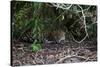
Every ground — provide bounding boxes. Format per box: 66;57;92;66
11;39;97;66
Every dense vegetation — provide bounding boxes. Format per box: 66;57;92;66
11;1;97;66
11;1;97;51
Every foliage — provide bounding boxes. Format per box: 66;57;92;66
11;1;44;52
52;3;97;43
11;1;97;46
11;1;34;39
11;1;44;42
31;40;42;52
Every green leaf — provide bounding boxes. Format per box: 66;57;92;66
31;42;42;52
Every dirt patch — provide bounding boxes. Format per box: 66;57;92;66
11;40;97;66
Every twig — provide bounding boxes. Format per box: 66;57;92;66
84;57;90;62
56;55;88;63
52;3;72;10
72;5;89;43
76;6;91;13
35;58;44;64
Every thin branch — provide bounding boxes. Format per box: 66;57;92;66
56;55;88;63
52;3;72;10
73;5;89;43
51;3;91;43
76;6;91;13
